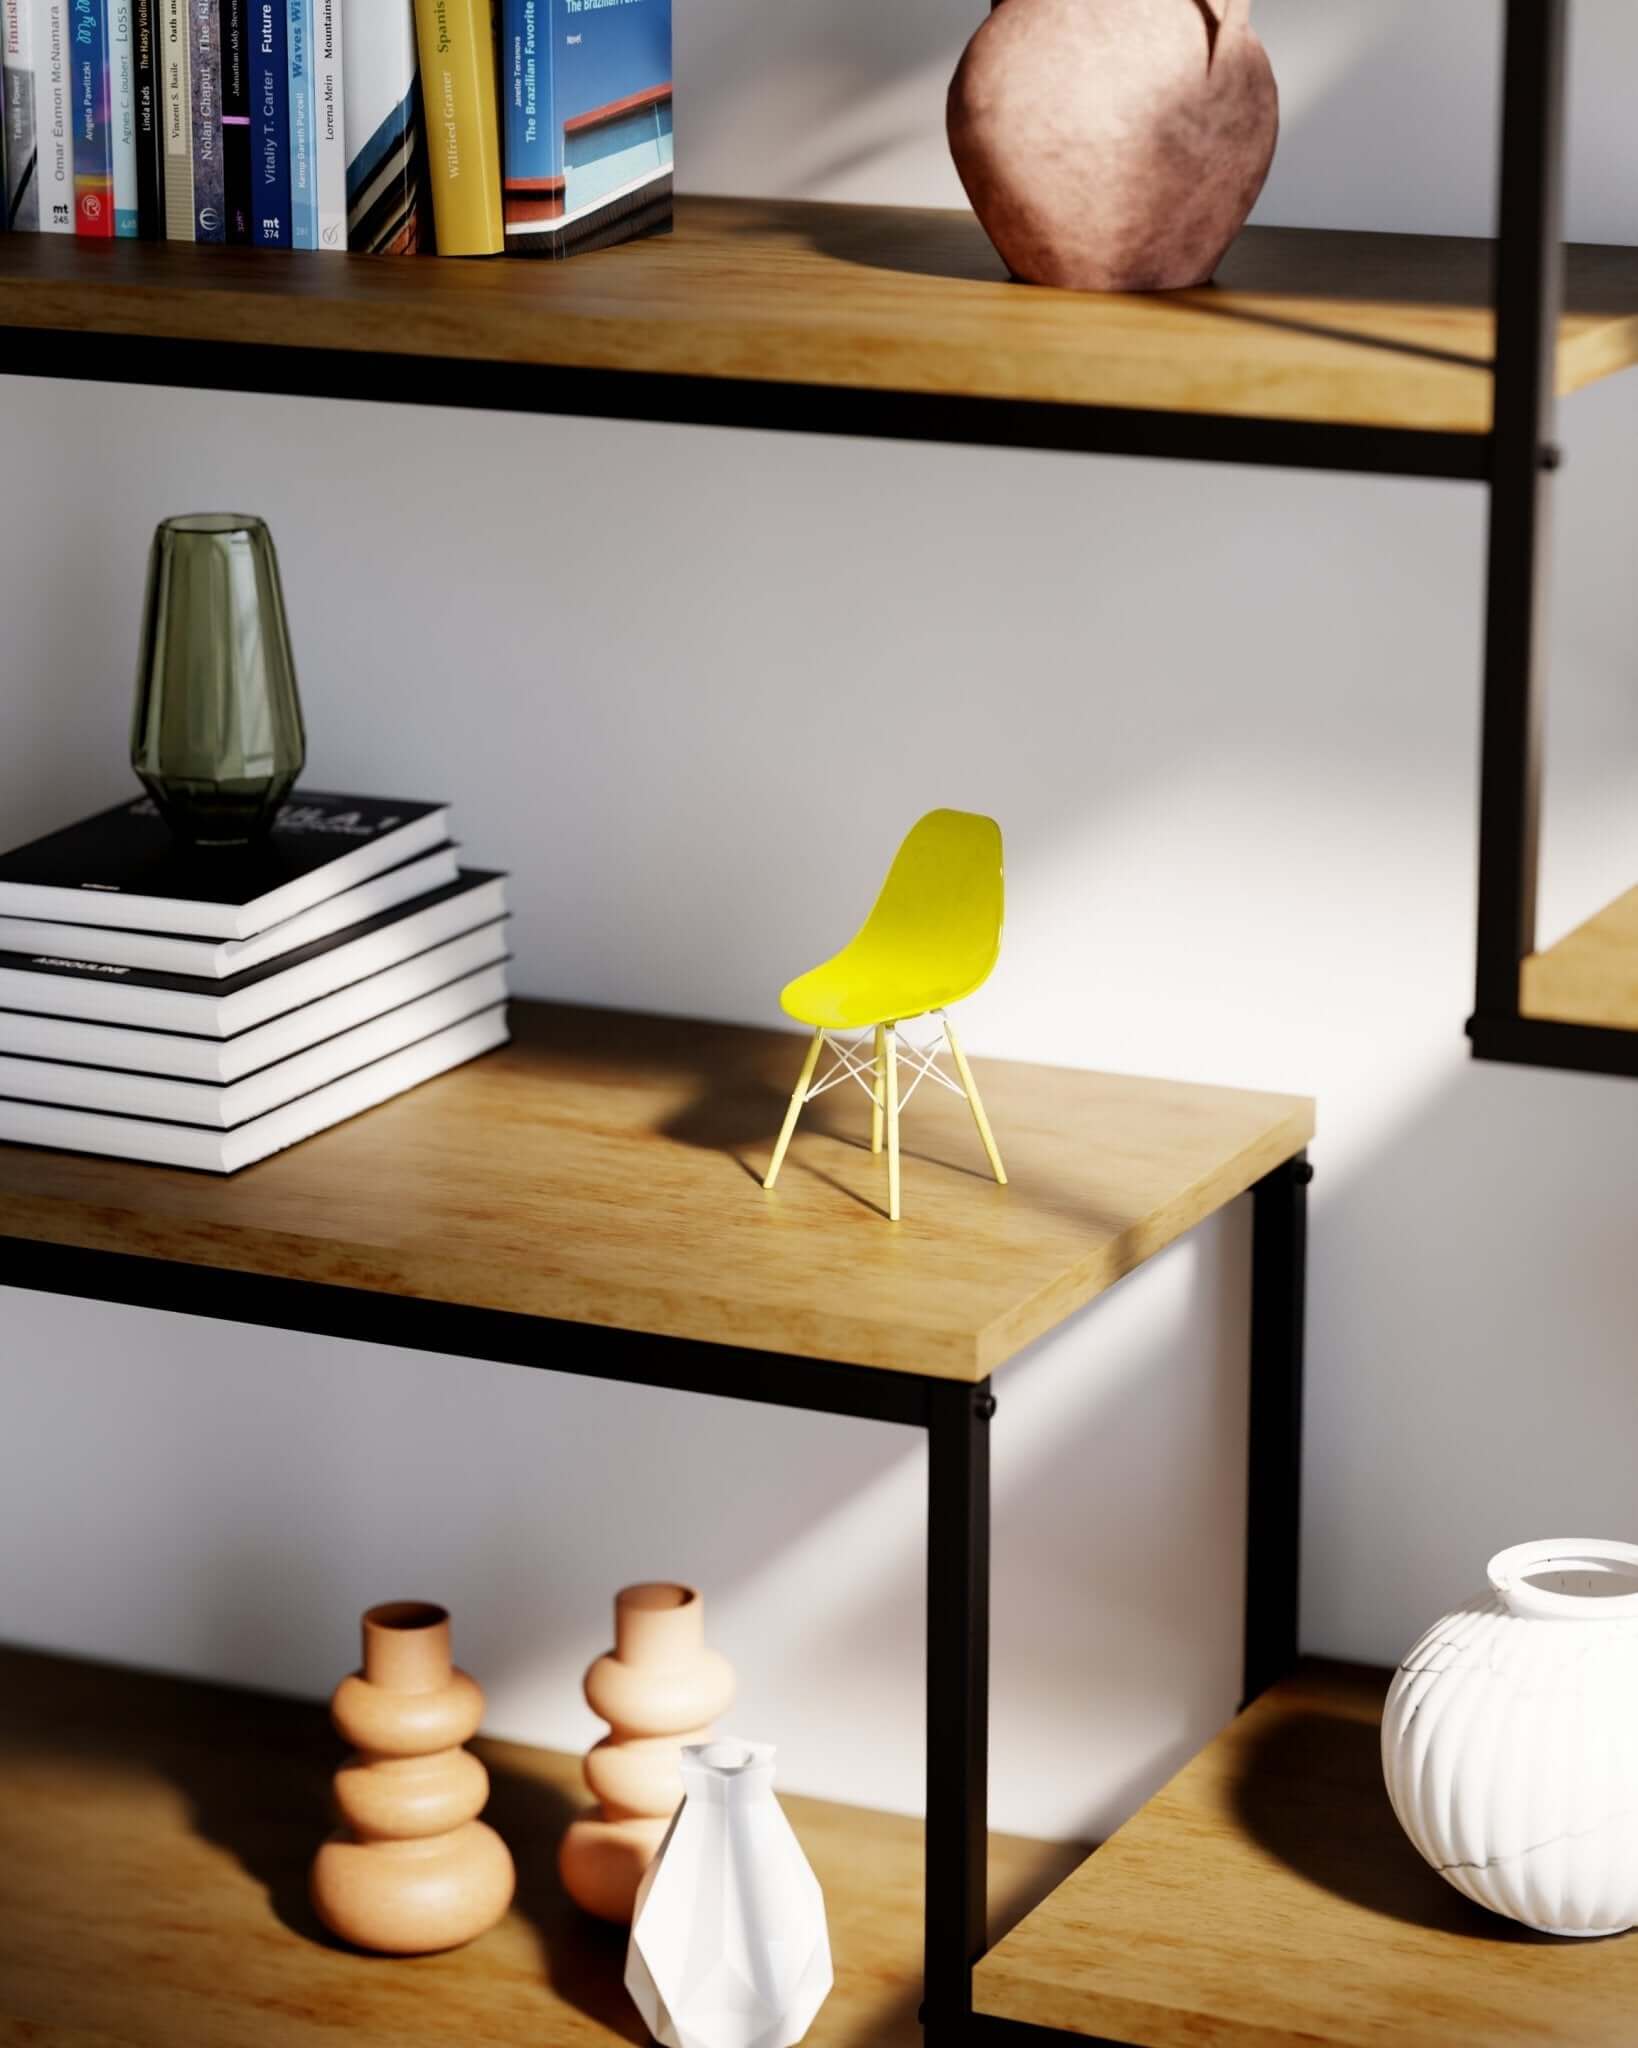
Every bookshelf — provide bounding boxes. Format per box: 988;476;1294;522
4;197;1638;475
0;997;1315;2043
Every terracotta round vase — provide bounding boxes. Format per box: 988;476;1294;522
947;0;1279;292
559;1584;736;1924
309;1602;515;1954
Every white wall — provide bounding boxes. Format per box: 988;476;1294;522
2;1;1636;1844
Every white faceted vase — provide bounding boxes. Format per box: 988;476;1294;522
625;1740;834;2048
1382;1538;1638;1936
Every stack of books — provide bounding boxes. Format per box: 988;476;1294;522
0;0;672;260
0;792;510;1172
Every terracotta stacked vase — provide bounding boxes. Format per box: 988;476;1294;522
559;1583;736;1924
948;0;1279;292
309;1601;516;1954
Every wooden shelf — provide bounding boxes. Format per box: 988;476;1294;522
5;199;1638;464
0;998;1312;1383
975;1662;1638;2047
0;1644;1080;2048
1520;885;1638;1033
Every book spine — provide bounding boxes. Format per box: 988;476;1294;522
107;0;135;229
29;0;73;228
217;0;248;238
158;0;191;236
131;0;161;233
70;0;113;236
249;0;286;244
186;0;220;235
284;0;313;246
412;0;500;256
341;0;421;253
2;0;38;228
310;0;341;247
499;0;553;251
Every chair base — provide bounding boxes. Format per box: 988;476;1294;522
762;1014;1007;1222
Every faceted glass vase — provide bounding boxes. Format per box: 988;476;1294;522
131;513;306;846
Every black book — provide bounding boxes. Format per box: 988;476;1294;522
219;0;253;242
0;792;452;940
133;0;165;237
0;870;506;1037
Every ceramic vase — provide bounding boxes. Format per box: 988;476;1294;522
309;1601;515;1953
1382;1539;1638;1936
947;0;1279;292
626;1741;834;2048
559;1583;737;1924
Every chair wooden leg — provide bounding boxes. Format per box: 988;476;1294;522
764;1029;825;1191
944;1018;1007;1186
885;1025;901;1221
872;1023;886;1154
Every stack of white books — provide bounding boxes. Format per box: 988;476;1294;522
0;793;510;1173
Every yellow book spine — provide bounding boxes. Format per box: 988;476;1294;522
413;0;504;255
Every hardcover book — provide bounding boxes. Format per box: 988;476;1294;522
501;0;670;259
285;0;314;246
158;0;191;236
4;0;38;227
0;962;508;1126
0;842;459;977
342;0;421;251
0;792;452;938
71;0;114;236
29;0;73;229
249;0;288;244
0;870;506;1035
0;920;509;1081
412;0;501;256
310;0;341;244
186;0;222;236
131;0;161;232
0;1003;510;1172
217;0;249;237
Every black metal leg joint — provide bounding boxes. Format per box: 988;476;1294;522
923;1375;993;2042
1242;1152;1310;1709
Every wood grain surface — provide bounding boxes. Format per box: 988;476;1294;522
1;199;1636;432
0;1647;1080;2048
976;1661;1638;2046
1521;885;1638;1032
0;1000;1313;1381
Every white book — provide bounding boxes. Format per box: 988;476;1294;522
0;1004;510;1172
3;0;38;229
29;0;72;231
0;844;460;977
0;921;510;1081
109;0;138;234
312;0;345;248
0;962;507;1125
0;871;506;1036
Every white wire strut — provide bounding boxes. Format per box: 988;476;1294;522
802;1014;967;1115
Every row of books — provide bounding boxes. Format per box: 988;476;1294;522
0;0;673;258
0;792;511;1172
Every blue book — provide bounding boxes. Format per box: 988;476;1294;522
500;0;671;259
70;0;115;235
250;0;289;244
285;0;314;248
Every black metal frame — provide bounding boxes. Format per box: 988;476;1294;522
0;1151;1308;2045
1465;0;1590;1075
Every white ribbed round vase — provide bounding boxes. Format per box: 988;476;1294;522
1382;1538;1638;1936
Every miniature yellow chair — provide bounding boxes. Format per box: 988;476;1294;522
763;809;1007;1222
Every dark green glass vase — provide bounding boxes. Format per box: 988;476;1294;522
131;514;306;846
